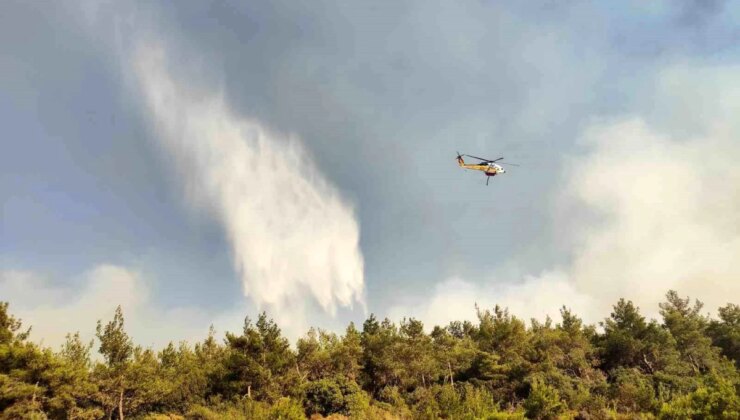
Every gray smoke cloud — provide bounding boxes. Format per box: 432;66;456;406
133;43;365;328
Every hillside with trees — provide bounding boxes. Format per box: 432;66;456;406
1;291;738;419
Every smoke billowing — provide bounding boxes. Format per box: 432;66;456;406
566;121;740;319
133;45;365;327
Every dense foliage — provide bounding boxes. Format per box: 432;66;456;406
1;291;738;419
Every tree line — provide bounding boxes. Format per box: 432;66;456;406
1;290;738;419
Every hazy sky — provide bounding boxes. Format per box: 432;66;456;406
3;1;740;348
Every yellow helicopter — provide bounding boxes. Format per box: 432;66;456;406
456;152;518;185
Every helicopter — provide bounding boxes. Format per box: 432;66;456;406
456;152;519;185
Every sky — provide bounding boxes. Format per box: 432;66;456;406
2;0;740;348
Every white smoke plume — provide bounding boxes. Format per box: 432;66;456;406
561;64;740;319
133;44;365;327
388;270;598;328
565;116;740;320
0;266;207;349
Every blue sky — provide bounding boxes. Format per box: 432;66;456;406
3;1;740;346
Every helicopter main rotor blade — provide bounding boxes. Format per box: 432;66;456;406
499;162;519;166
464;154;501;162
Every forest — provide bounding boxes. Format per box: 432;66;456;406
1;291;738;419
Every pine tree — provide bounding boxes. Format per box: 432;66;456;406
95;306;134;419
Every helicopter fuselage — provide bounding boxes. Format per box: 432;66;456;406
457;159;506;176
456;155;507;185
